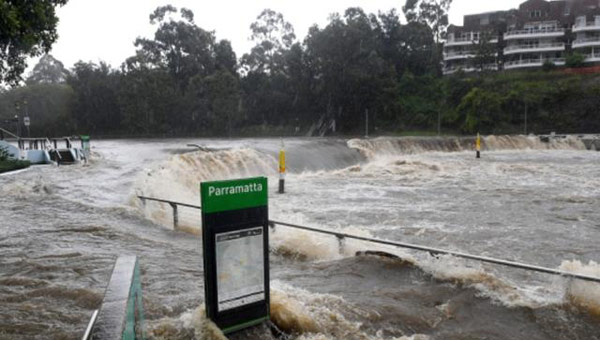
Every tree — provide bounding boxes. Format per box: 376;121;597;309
0;0;68;86
0;82;74;136
132;6;221;92
303;8;395;132
457;87;503;133
403;0;453;74
193;70;240;135
67;61;121;134
471;32;497;72
242;9;296;74
403;0;453;43
566;52;586;68
26;54;69;85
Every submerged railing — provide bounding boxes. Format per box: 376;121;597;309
137;196;600;284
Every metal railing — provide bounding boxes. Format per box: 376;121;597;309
443;51;475;58
572;37;600;47
81;310;98;340
573;19;600;31
504;42;565;52
446;37;474;44
137;196;600;284
0;127;19;139
504;27;565;38
504;58;565;68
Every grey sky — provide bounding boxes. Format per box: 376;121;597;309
36;0;526;72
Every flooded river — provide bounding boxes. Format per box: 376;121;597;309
1;136;599;340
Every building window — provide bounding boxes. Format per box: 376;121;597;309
530;10;542;18
564;7;570;16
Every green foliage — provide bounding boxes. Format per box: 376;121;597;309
26;54;69;85
242;9;296;74
542;59;556;72
0;0;68;86
471;32;497;72
403;0;452;42
0;146;9;161
2;4;599;138
0;159;30;173
0;82;74;136
458;87;503;133
566;53;586;68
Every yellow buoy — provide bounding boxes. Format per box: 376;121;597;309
476;133;481;158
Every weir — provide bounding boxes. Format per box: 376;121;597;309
137;196;600;284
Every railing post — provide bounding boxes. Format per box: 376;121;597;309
336;235;345;254
169;203;178;230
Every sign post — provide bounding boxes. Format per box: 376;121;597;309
201;177;270;334
23;116;30;137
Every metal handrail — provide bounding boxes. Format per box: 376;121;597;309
270;220;600;284
136;196;600;284
138;196;202;209
505;58;565;66
504;43;565;51
504;27;565;36
573;20;600;29
0;127;19;139
81;310;98;340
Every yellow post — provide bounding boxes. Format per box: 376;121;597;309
278;140;286;194
476;133;481;159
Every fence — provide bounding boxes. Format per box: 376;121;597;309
136;196;600;284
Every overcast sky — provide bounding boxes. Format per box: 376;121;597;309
34;0;525;72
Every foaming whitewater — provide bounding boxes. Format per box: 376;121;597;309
135;147;277;202
133;147;277;230
348;135;586;160
560;260;600;317
2;137;599;339
131;136;600;321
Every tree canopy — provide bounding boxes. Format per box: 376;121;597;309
0;0;68;86
1;4;598;138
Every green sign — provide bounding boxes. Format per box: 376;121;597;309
201;177;267;214
201;177;270;334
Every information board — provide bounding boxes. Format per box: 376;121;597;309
201;177;269;334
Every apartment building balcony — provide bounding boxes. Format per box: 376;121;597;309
572;37;600;49
583;49;600;63
445;38;498;47
504;58;565;70
443;51;475;61
584;54;600;63
503;28;565;40
572;21;600;33
444;66;475;75
443;64;497;75
504;42;565;55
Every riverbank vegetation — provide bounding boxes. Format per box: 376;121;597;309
0;147;30;173
0;3;599;137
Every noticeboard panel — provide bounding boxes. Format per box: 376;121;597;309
201;177;269;334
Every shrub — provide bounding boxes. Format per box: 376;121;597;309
566;53;586;68
0;146;10;161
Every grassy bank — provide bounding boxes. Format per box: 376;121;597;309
0;160;31;174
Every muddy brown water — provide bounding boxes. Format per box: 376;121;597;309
0;136;599;340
